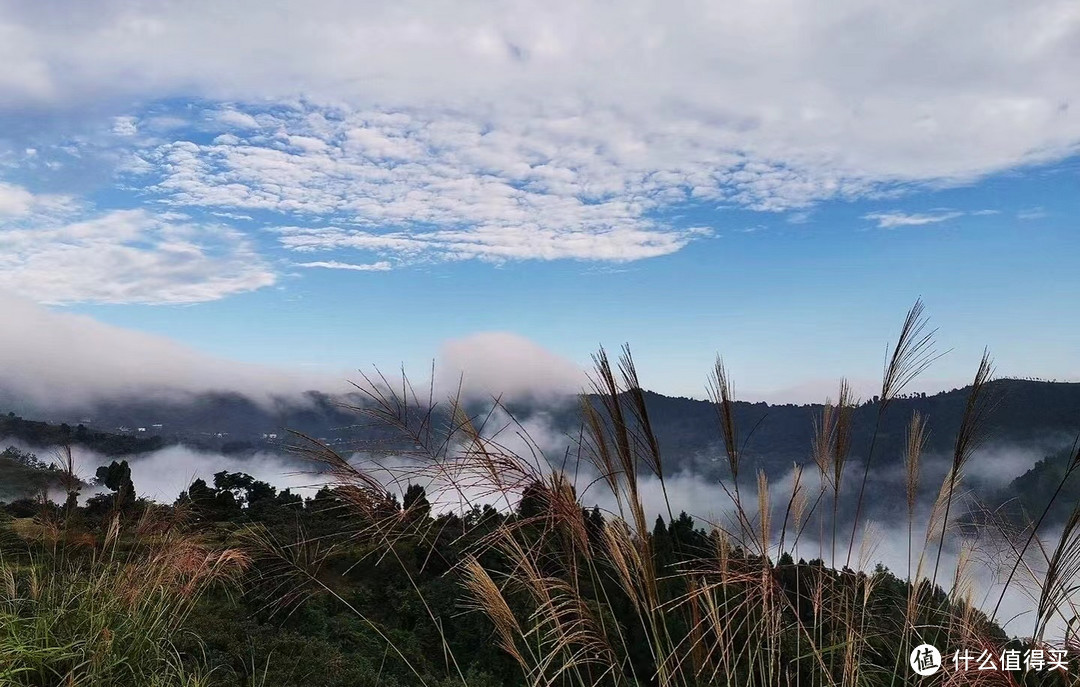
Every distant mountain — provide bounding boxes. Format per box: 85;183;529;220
12;390;402;454
0;411;166;456
7;378;1080;464
513;379;1080;478
3;379;1078;517
993;445;1080;525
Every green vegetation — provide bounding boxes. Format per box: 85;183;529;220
2;301;1080;685
0;447;71;505
0;505;247;686
998;448;1080;526
0;413;165;457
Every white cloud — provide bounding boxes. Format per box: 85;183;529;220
438;331;587;401
111;116;138;136
0;439;323;504
863;210;965;228
0;291;346;410
295;260;393;271
213;108;261;130
0;185;275;304
0;291;586;411
1;0;1078;265
133;105;720;263
122;445;321;503
0;181;35;215
0;181;76;218
3;0;1078;188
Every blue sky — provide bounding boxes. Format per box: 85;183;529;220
0;1;1078;403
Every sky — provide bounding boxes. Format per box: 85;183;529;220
1;0;1079;405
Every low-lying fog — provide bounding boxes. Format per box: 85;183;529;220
1;403;1074;640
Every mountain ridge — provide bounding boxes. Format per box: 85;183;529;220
3;377;1077;467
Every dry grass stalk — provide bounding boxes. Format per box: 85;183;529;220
244;299;1080;687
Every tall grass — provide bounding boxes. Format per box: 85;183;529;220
0;499;248;686
257;301;1080;686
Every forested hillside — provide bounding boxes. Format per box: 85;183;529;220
532;379;1080;476
0;412;166;455
10;378;1080;471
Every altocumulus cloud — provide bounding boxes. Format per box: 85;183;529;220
134;109;713;265
1;0;1078;285
0;183;275;305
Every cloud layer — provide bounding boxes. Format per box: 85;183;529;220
133;105;715;264
1;0;1078;287
0;291;336;409
3;0;1078;186
0;293;586;410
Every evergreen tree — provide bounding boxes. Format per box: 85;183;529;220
93;460;136;511
403;483;432;519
